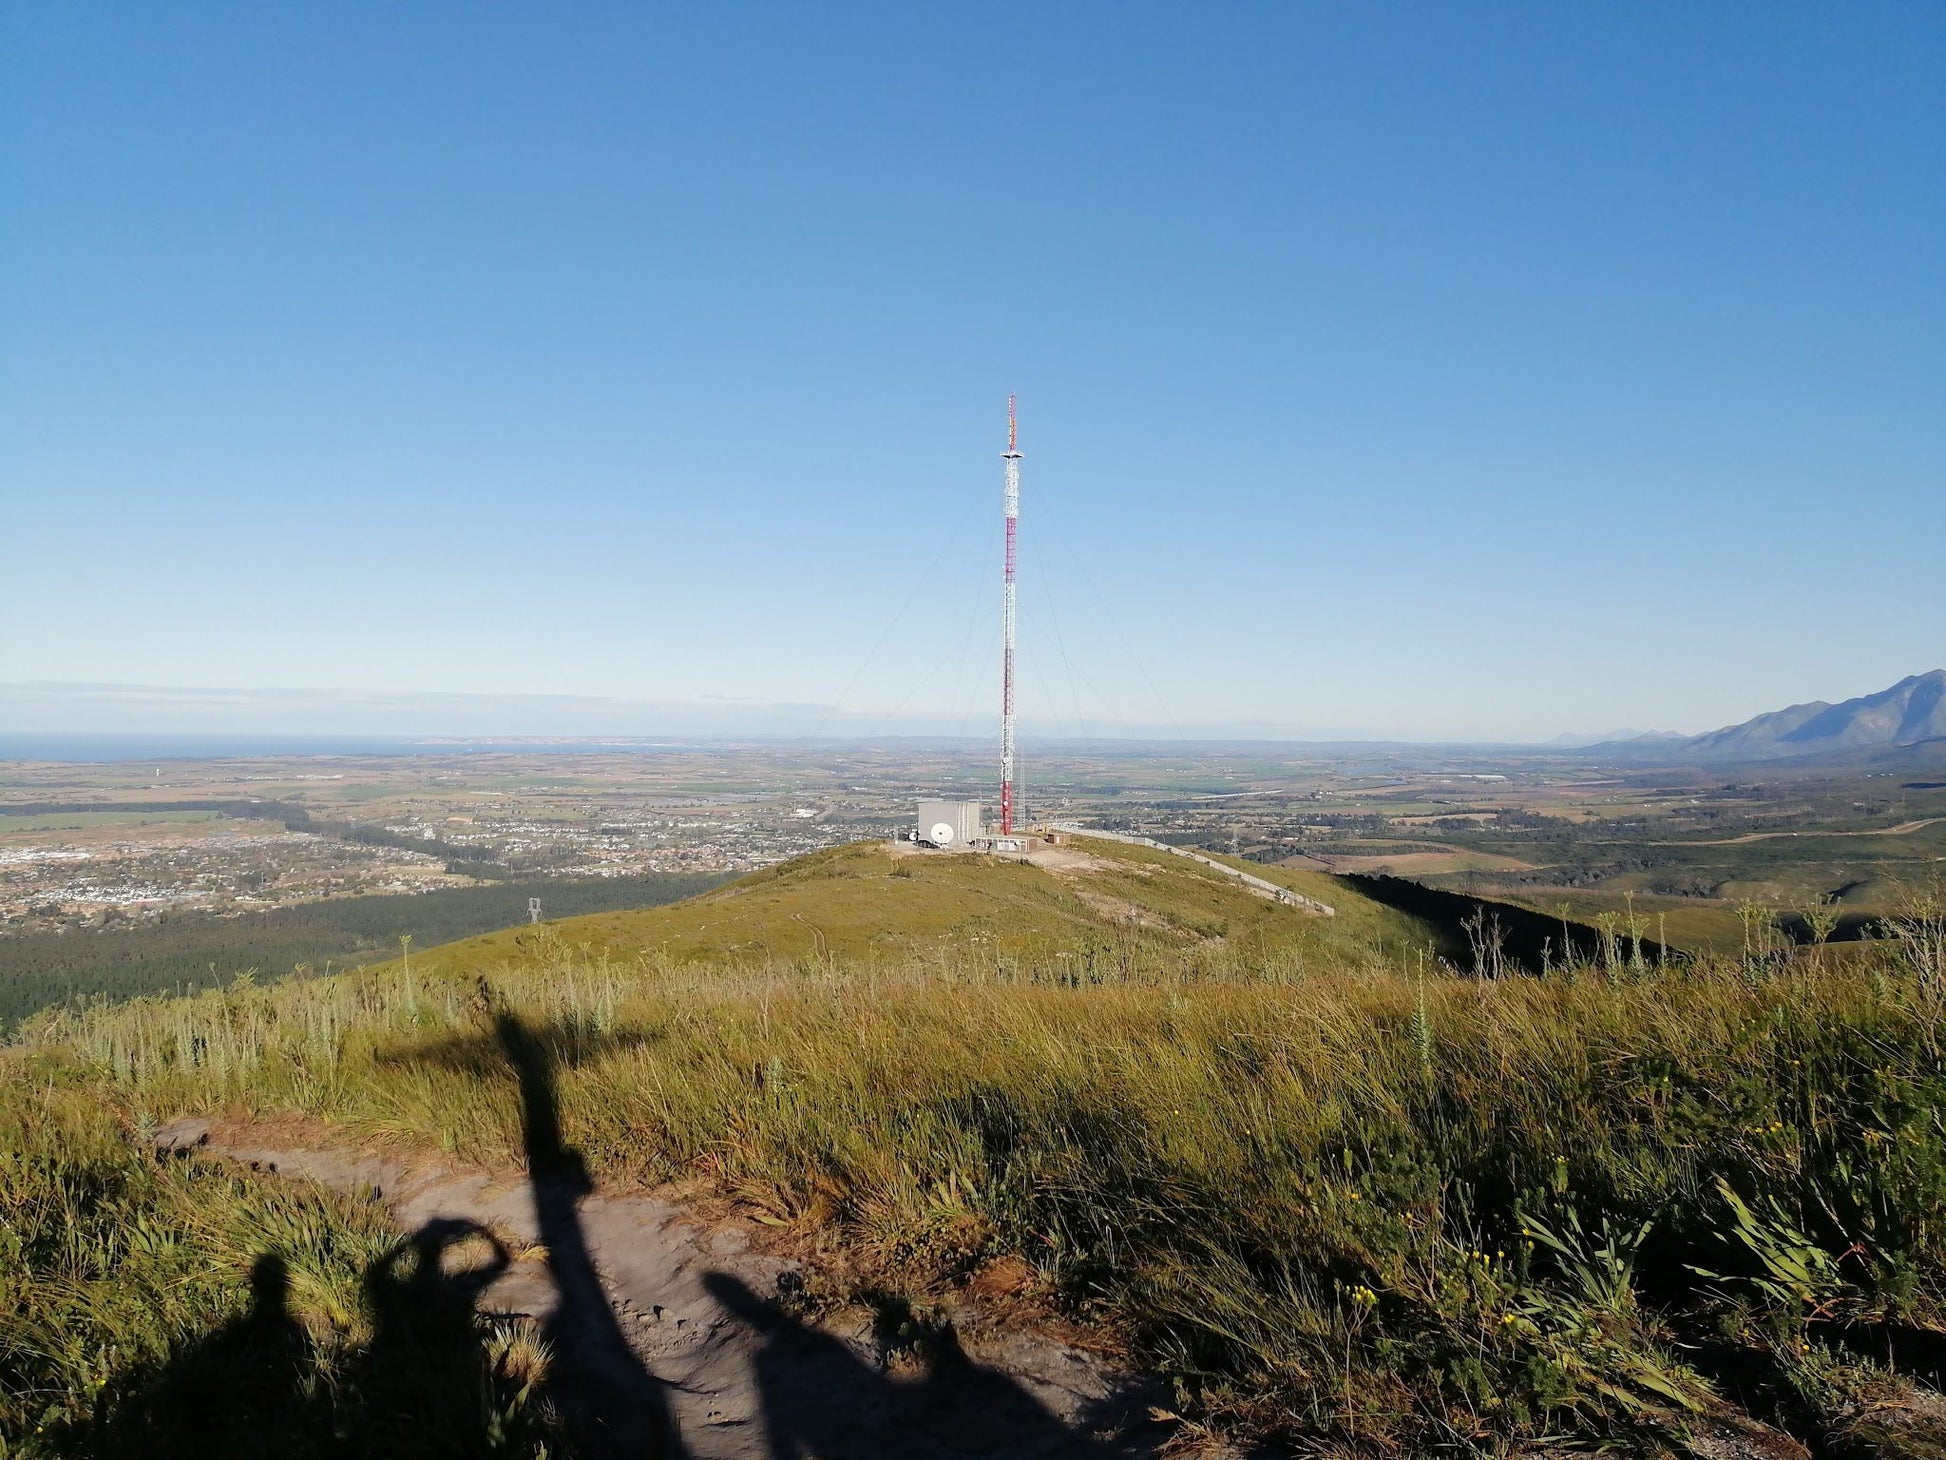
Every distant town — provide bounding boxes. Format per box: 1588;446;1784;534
0;750;896;934
6;738;1939;955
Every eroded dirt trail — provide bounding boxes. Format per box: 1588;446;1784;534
154;1114;1166;1460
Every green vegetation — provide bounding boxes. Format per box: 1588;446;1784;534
0;810;226;832
0;872;727;1030
1488;887;1753;954
0;1059;563;1457
1448;818;1946;904
1216;770;1946;955
404;839;1443;979
9;842;1946;1455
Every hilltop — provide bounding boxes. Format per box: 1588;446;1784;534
14;834;1946;1458
22;868;1946;1460
409;835;1443;981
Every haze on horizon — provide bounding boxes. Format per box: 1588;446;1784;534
0;676;1657;746
4;4;1941;744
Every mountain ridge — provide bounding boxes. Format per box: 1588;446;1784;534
1590;671;1946;764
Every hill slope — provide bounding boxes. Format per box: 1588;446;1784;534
22;856;1946;1457
410;836;1444;980
1592;670;1946;763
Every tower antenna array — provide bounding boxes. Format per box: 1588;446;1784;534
1000;395;1022;834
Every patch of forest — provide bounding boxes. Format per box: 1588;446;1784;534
0;872;729;1028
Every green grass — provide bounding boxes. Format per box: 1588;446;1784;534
329;784;398;802
11;842;1946;1455
0;1057;563;1458
0;811;225;832
404;838;1442;980
1188;845;1458;954
0;871;728;1031
1481;888;1753;954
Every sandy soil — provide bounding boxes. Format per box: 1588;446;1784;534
884;841;1116;874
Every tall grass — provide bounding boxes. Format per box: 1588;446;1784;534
0;1059;561;1457
16;911;1946;1453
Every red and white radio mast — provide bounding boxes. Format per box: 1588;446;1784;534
1000;395;1022;834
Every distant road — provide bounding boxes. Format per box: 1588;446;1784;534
1654;817;1944;847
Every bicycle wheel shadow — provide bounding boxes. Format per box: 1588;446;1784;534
702;1270;1150;1459
342;1216;533;1455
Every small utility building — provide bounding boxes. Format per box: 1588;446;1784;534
915;801;984;848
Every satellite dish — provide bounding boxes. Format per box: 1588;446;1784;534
929;822;956;845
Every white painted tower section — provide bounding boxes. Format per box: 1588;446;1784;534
1000;396;1021;834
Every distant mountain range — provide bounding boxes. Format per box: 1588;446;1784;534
1590;671;1946;765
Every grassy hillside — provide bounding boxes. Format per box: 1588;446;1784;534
0;872;729;1032
10;842;1946;1456
409;837;1446;981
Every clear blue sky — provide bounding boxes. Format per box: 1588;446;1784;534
4;3;1941;741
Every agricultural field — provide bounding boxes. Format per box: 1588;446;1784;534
1086;759;1946;955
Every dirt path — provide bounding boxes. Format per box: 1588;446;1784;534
154;1111;1166;1460
1049;828;1335;915
1653;816;1945;847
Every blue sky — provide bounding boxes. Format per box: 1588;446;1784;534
3;3;1941;741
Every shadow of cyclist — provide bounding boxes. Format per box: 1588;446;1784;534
337;1216;525;1456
